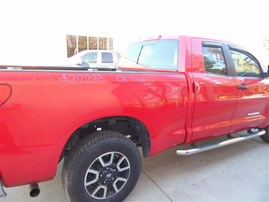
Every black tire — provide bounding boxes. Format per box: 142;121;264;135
260;126;269;143
62;130;141;202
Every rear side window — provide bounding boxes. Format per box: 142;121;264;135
126;43;142;62
230;49;262;77
202;46;227;76
102;52;113;63
125;40;178;70
81;53;97;63
138;40;178;70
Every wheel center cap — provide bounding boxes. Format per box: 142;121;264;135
106;173;112;179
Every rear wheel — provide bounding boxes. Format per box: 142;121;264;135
62;130;141;202
260;126;269;143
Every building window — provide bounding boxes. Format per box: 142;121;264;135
66;35;77;58
99;37;108;50
89;36;98;50
109;38;113;50
78;36;87;52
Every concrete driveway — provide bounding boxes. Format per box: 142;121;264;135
1;137;268;202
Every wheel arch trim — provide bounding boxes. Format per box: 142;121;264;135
61;116;151;160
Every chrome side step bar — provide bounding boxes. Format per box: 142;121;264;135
177;130;265;156
0;179;7;197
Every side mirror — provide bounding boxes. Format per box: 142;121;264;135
263;64;269;77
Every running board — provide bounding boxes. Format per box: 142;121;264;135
177;130;265;156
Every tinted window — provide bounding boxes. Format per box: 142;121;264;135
102;52;113;63
138;40;178;70
203;46;227;76
125;40;178;70
230;49;262;77
81;52;97;63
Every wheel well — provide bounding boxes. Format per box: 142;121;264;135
61;117;150;159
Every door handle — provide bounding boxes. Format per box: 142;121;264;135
193;82;201;93
238;84;248;90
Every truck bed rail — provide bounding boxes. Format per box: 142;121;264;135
0;65;117;72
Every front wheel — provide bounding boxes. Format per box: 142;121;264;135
260;126;269;143
62;131;141;202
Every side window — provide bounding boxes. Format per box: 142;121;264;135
137;40;178;70
81;53;97;63
202;46;227;76
230;49;262;77
102;52;113;63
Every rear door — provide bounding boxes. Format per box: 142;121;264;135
228;47;269;131
190;39;238;141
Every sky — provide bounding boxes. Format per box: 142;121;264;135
0;0;268;65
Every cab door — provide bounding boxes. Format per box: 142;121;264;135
190;39;238;142
228;47;269;131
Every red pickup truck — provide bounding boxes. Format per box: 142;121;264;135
0;35;269;202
